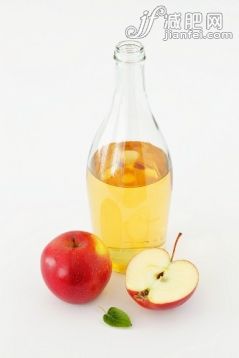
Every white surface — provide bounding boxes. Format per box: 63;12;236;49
0;1;238;357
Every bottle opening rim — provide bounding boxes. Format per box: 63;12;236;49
114;40;145;63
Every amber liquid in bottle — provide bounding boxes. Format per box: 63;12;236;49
87;141;171;273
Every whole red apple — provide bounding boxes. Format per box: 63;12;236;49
41;231;112;304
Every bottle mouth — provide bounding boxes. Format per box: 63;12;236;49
114;40;145;63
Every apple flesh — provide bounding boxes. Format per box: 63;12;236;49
41;231;112;304
126;235;199;309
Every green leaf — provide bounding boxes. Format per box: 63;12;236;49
103;307;132;328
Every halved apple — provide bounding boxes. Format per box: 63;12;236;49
126;233;199;309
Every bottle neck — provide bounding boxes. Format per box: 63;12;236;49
106;40;151;140
114;61;146;97
108;60;150;139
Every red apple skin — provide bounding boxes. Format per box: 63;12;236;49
127;286;197;310
41;231;112;304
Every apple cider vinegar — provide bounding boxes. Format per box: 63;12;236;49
87;141;171;273
87;41;172;273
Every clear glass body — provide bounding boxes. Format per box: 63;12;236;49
87;40;172;273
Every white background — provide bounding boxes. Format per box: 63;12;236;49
0;0;238;357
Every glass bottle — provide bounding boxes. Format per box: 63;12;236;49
87;40;172;273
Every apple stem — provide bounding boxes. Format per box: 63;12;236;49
170;232;182;262
71;237;78;248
